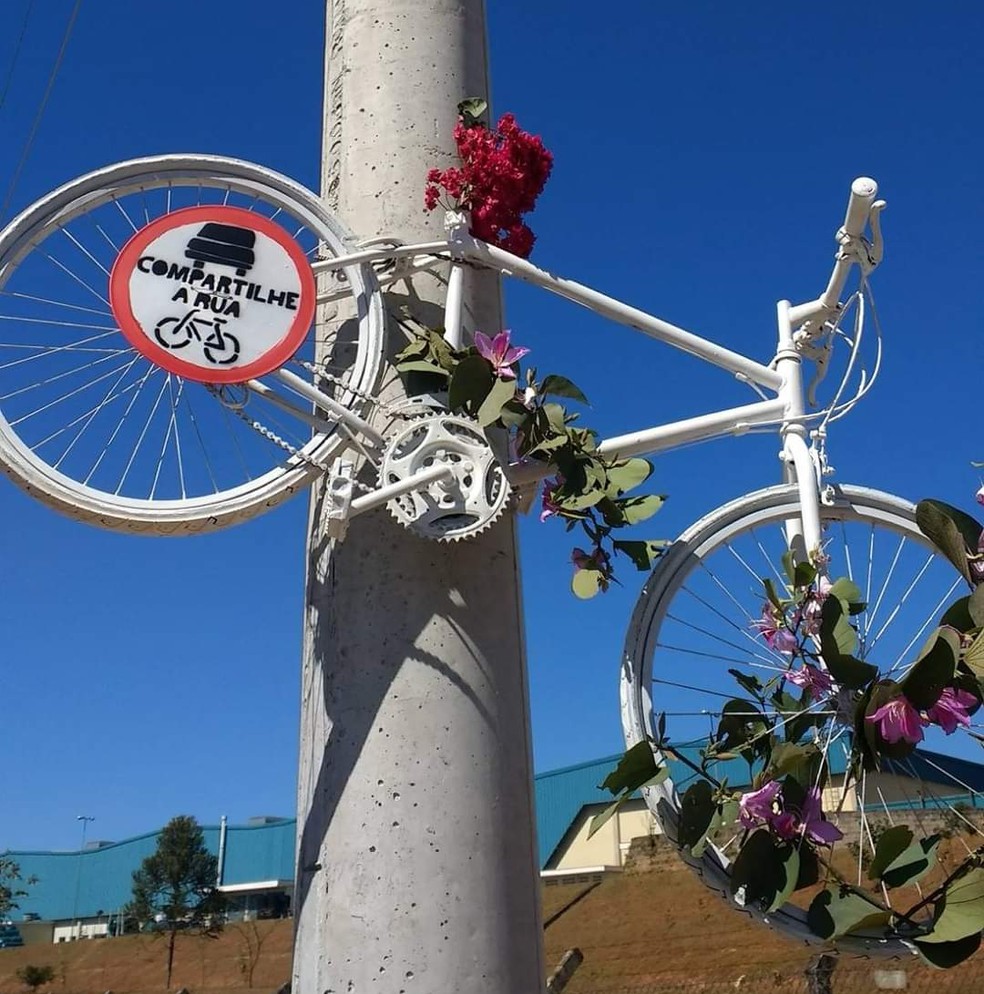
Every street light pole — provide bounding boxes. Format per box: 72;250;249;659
72;815;94;941
292;2;544;991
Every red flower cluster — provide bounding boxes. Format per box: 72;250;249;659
425;112;553;259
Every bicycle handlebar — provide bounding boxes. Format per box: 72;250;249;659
843;176;878;238
787;176;882;337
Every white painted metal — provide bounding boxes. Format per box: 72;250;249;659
618;483;934;957
293;3;544;993
0;154;386;533
454;234;785;392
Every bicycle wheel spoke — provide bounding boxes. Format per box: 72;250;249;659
44;252;110;307
11;359;140;427
53;354;141;467
182;388;219;494
1;290;112;317
84;363;158;485
61;226;111;277
116;373;169;494
0;348;125;402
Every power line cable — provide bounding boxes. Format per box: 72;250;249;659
0;0;38;115
0;0;83;222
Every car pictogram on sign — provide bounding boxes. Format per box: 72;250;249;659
185;223;256;276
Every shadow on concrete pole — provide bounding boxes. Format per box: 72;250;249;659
292;2;545;991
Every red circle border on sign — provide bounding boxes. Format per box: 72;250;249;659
109;205;317;384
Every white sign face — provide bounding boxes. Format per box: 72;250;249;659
109;206;316;384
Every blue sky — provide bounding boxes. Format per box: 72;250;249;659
1;1;981;851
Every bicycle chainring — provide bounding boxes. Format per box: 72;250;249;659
379;411;511;542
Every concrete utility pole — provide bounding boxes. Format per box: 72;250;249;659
293;2;544;992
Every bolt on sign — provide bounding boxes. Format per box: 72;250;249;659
109;205;316;383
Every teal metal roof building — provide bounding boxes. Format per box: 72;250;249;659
6;746;980;924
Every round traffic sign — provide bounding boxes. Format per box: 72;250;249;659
109;205;316;383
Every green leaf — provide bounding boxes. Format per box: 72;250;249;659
571;568;604;600
914;931;983;969
916;932;984;969
394;358;451;377
678;780;717;851
604;458;653;496
971;584;984;627
916;499;980;584
825;652;879;691
476;376;517;427
881;834;940;889
781;550;797;586
921;868;984;944
614;495;665;526
901;628;958;709
807;888;892;940
867;825;914;881
829;577;863;605
941;596;976;633
763;742;820;787
716;699;769;759
728;669;763;699
599;741;662;796
820;595;858;658
448;354;495;416
730;831;796;912
587;772;669;841
457;97;488;124
794;562;817;588
539;374;588;404
796;847;820;891
692;799;740;857
762;578;784;611
965;629;984;678
612;539;666;571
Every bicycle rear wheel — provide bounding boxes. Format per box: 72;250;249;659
621;484;976;955
0;154;385;534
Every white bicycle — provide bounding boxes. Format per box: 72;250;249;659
0;156;972;955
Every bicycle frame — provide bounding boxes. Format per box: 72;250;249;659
299;179;883;559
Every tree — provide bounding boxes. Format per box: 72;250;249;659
16;964;55;991
1;854;35;918
126;816;225;989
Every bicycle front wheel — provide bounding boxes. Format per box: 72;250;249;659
621;484;974;955
0;154;385;534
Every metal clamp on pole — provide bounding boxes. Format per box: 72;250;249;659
325;459;355;541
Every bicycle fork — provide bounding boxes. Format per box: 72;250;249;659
775;299;823;564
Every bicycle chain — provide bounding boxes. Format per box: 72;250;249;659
210;359;418;495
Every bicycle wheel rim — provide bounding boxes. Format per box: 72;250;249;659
621;484;976;956
0;155;385;533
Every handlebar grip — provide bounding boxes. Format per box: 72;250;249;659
842;177;878;237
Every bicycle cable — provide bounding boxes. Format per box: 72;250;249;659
0;0;83;222
0;0;37;117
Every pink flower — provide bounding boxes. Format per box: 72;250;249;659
771;788;843;845
796;575;833;636
739;780;781;829
473;330;529;379
786;663;834;696
972;529;984;584
866;696;926;744
926;687;978;735
797;787;844;844
540;476;563;523
751;605;798;655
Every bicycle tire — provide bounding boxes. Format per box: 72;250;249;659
620;483;967;956
0;154;385;534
